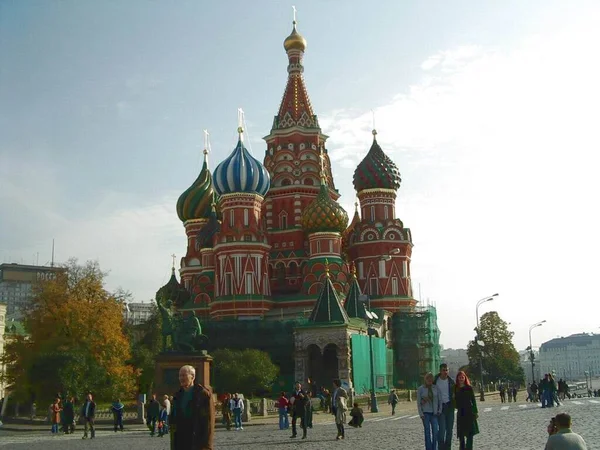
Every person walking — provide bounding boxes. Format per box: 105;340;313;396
147;393;160;436
81;393;96;440
544;413;588;449
332;379;348;440
455;371;478;450
50;397;61;435
230;393;244;431
221;393;232;431
388;389;399;415
277;391;289;430
111;398;125;432
169;364;215;450
290;381;309;439
62;397;75;434
418;372;443;450
434;363;455;450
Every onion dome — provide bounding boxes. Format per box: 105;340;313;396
213;128;271;197
353;130;402;192
155;267;190;309
176;149;217;222
301;180;349;234
283;21;307;52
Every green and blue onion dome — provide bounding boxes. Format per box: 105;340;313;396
353;130;402;192
176;149;218;222
301;178;349;234
213;128;270;197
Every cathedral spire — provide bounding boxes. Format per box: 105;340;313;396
275;9;317;130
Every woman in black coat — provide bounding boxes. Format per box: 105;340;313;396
455;371;479;450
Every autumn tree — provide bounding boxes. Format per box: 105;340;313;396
1;259;136;404
212;348;279;396
467;311;524;384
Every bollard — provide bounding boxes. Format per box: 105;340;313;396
407;390;412;402
260;398;268;417
242;399;251;423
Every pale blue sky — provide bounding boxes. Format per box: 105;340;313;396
2;0;599;349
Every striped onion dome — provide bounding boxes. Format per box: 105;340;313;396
176;149;217;222
213;131;270;197
353;130;401;192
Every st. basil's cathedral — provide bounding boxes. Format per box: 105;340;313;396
162;19;441;392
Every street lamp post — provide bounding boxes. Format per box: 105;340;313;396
528;320;546;384
359;294;379;413
475;293;499;401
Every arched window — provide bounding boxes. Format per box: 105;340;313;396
304;178;314;185
289;262;298;277
276;262;286;285
282;178;292;186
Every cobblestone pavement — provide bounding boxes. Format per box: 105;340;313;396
1;398;598;449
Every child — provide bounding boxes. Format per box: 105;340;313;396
157;405;169;437
348;402;364;428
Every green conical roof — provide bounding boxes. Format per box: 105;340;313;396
344;268;367;319
308;265;349;324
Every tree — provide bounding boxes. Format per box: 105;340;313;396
0;259;136;404
467;311;524;384
211;348;279;396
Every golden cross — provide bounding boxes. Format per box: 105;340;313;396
292;5;297;23
171;254;176;269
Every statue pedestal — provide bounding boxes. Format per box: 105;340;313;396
154;351;213;397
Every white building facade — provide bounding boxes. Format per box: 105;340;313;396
124;302;154;325
539;333;600;381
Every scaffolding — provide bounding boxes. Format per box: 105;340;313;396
391;306;441;390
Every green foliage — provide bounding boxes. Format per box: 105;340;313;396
467;311;525;383
211;348;279;396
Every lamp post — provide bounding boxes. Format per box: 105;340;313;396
528;320;546;384
359;294;379;413
475;293;499;401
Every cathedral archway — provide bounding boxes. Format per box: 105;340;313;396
323;343;340;386
307;344;323;390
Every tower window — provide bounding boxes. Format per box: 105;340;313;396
392;277;399;295
358;262;364;279
229;210;235;227
403;261;408;279
280;213;288;229
329;241;333;253
244;234;252;242
369;278;378;296
384;206;389;220
224;273;233;296
245;273;253;294
370;206;375;222
244;209;249;226
316;240;321;253
379;259;387;278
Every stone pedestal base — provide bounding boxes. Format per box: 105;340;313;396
154;351;213;398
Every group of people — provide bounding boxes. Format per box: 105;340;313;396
498;383;518;403
219;392;246;431
145;393;171;437
416;363;478;450
48;393;97;439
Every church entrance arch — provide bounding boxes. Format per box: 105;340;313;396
307;344;323;391
323;343;339;386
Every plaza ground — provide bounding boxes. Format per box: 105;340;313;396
1;396;598;449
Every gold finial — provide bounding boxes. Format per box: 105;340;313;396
354;201;358;213
237;108;245;141
203;129;210;162
351;261;357;278
371;109;377;139
318;145;327;184
324;258;330;278
171;254;176;273
372;129;378;138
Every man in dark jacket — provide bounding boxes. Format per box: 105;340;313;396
147;394;160;436
111;399;125;432
62;396;75;434
434;364;456;450
169;365;215;450
290;381;309;439
81;393;96;439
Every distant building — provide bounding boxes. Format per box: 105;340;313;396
440;348;470;378
124;302;154;325
520;349;541;384
0;263;64;318
539;333;600;381
0;302;6;399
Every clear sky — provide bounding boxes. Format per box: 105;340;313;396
2;0;599;350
